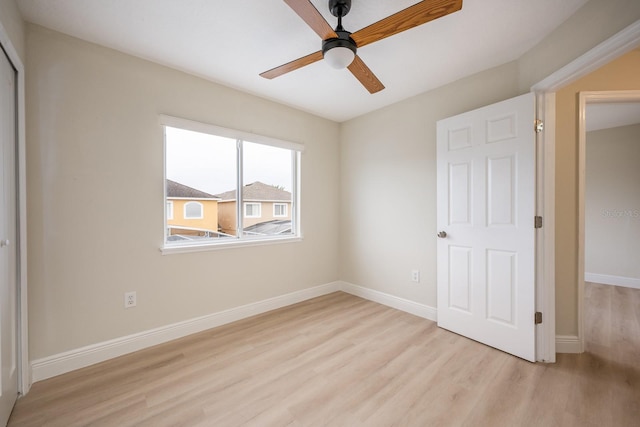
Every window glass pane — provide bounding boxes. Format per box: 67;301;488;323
244;202;261;218
184;202;203;218
163;118;300;249
274;204;287;217
242;141;293;237
166;201;173;220
165;126;237;243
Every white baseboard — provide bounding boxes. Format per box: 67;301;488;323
31;281;439;383
31;278;590;382
339;281;437;322
556;335;581;353
585;273;640;290
31;281;341;383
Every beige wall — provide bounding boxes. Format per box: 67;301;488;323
26;24;340;359
585;124;640;279
340;61;521;306
555;49;640;335
0;0;25;62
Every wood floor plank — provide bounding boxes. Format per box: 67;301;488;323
9;286;640;426
584;281;611;349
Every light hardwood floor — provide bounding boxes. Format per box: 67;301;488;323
9;284;640;426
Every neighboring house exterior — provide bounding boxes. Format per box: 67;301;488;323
216;181;292;236
166;179;221;238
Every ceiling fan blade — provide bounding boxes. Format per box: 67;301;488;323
260;51;324;79
284;0;338;40
347;55;385;94
351;0;463;48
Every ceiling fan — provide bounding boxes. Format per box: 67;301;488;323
260;0;463;94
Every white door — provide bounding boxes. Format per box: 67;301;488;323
436;93;536;361
0;47;19;424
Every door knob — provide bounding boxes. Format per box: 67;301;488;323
0;239;9;247
437;231;447;238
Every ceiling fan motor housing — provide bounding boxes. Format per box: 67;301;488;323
323;0;356;63
329;0;351;18
322;30;357;57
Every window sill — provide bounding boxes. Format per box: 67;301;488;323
160;235;303;255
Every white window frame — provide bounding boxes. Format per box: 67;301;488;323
244;202;262;218
273;203;287;217
161;115;304;254
183;201;203;219
166;200;174;220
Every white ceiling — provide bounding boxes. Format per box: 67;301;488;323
586;102;640;132
16;0;588;122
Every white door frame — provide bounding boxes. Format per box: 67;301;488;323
531;20;640;362
533;91;556;362
0;22;29;393
577;90;640;353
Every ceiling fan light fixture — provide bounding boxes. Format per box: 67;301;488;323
323;45;355;69
322;34;357;69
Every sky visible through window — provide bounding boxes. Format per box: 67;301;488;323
166;127;292;195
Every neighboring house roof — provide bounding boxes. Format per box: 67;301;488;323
216;181;291;202
243;220;291;236
166;179;219;199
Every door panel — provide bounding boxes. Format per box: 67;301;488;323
486;249;516;325
449;162;472;225
437;93;536;362
487;155;515;226
449;245;472;312
0;47;19;425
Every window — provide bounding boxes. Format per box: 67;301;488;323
184;201;203;219
162;115;302;251
244;203;261;218
273;203;287;217
166;201;174;220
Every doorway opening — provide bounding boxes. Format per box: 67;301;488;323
578;91;640;352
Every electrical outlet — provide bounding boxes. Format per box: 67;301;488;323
124;291;137;308
411;270;420;283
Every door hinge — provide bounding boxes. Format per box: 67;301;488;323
535;119;544;133
534;216;543;228
535;312;543;324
